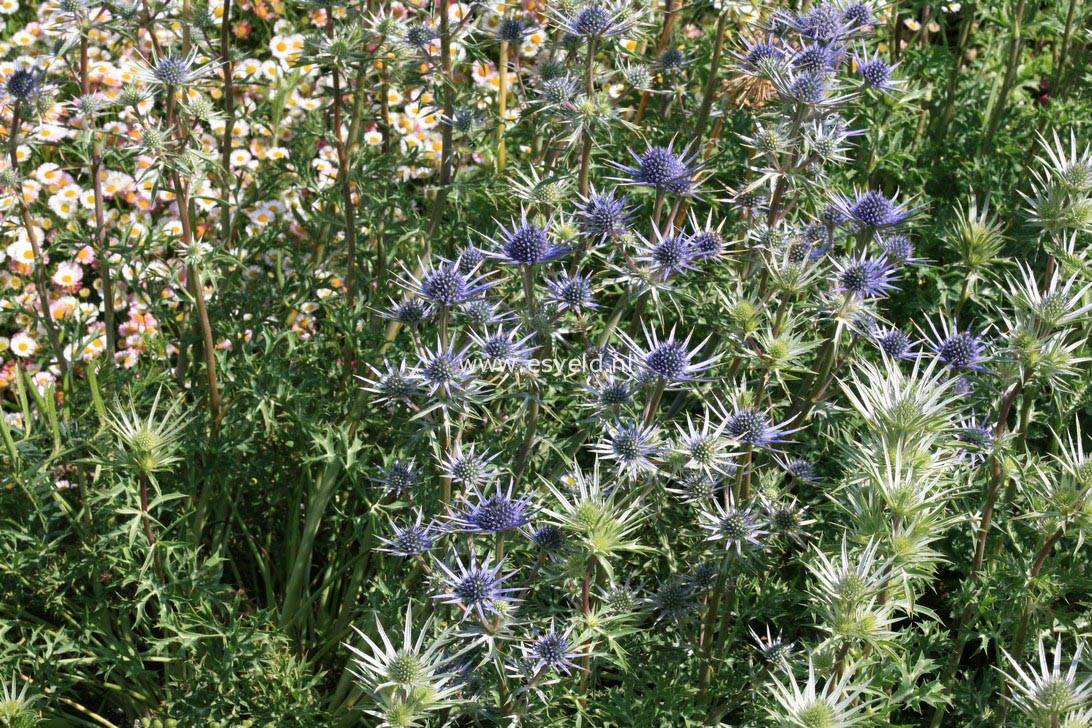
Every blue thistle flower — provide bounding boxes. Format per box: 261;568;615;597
377;510;439;556
525;624;579;675
470;326;538;367
439;445;501;488
833;188;919;231
399;256;496;308
657;47;691;73
536;75;581;107
781;456;819;484
699;494;769;556
842;2;873;29
359;359;421;407
523;523;566;551
546;271;597;313
575;190;633;241
636;229;700;280
854;50;903;95
879;234;918;264
735;35;785;73
869;325;915;360
722;403;798;450
819;203;849;227
448;480;536;534
4;68;44;102
621;324;720;383
955;415;994;464
686;561;720;593
612;143;700;195
459;298;515;325
788;71;828;104
485;211;569;266
593;419;662;478
557;3;635;38
416;340;480;399
792;3;849;42
375;460;421;497
403;21;438;49
925;319;987;372
832;253;900;299
793;41;843;73
383;297;434;325
494;16;529;43
434;552;521;622
648;576;697;624
582;375;638;414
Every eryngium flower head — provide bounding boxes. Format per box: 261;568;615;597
699;494;769;556
378;510;439;556
636;228;700;280
924;318;987;371
735;35;785;74
448;480;536;534
416;340;480;400
575;189;633;241
4;68;44;102
832;253;899;299
751;625;796;671
546;271;597;312
359;358;422;408
868;325;914;360
621;324;720;383
484;210;568;265
398;256;495;307
524;624;579;675
592;419;662;478
648;576;697;624
612;142;700;195
1001;637;1092;725
494;16;528;43
375;460;421;497
138;50;210;88
842;2;872;28
434;551;521;622
524;523;566;550
722;403;798;450
469;326;538;366
557;2;636;38
833;188;920;231
791;3;850;42
854;50;903;95
106;388;190;477
439;445;501;488
766;657;873;727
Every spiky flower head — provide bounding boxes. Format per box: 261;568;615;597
751;625;796;671
924;318;987;371
106;389;190;477
622;324;720;383
592;419;662;479
360;359;421;408
378;511;439;556
433;551;521;622
648;576;697;624
439;445;501;488
448;480;536;534
1002;637;1092;725
612;142;700;195
853;50;902;94
699;494;769;556
833;188;919;231
575;190;633;241
722;402;799;451
832;253;899;299
4;68;44;102
484;210;568;266
375;460;421;498
524;623;579;675
546;271;597;312
766;657;873;727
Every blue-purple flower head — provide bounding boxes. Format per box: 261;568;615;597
575;189;632;241
842;2;873;29
494;16;529;43
723;403;799;451
399;256;495;307
791;3;850;42
793;40;843;74
593;419;662;478
736;35;785;74
699;494;769;556
637;229;699;280
416;340;479;399
955;415;994;464
854;50;903;95
440;444;501;488
378;510;438;556
375;460;421;497
524;624;578;675
788;71;829;105
833;188;920;231
833;253;899;299
869;325;915;360
880;234;918;264
360;358;421;407
926;319;987;371
434;551;521;622
546;271;597;312
613;142;700;195
485;211;569;265
383;297;433;326
449;480;536;534
622;324;720;383
470;325;538;366
524;523;566;551
5;68;44;102
557;2;636;38
648;576;697;624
